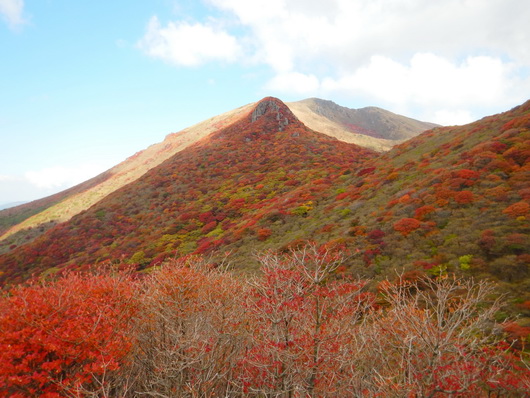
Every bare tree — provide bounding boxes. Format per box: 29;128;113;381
124;256;246;398
352;276;522;397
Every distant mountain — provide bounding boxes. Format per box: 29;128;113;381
0;98;432;253
287;98;438;151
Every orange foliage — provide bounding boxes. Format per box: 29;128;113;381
454;190;475;204
0;271;137;397
503;201;530;218
414;205;436;220
393;218;421;236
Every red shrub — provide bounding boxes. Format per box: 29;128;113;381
454;190;475;204
414;205;436;220
503;201;530;218
257;228;272;241
393;218;421;236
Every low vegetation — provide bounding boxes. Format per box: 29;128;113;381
1;245;528;397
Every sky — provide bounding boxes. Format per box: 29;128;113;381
1;0;529;206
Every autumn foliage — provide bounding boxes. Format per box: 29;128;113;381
1;247;529;397
393;217;421;235
0;269;137;397
503;200;530;218
1;98;530;395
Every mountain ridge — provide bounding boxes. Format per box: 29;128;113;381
0;98;430;252
0;101;255;249
287;98;438;151
0;97;379;282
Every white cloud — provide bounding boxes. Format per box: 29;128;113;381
322;53;524;108
207;0;530;67
431;109;475;126
0;164;111;204
138;16;241;66
140;0;530;124
265;72;319;95
0;174;16;182
0;0;24;27
24;164;107;190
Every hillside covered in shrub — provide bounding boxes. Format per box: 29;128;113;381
0;96;529;396
0;96;529;327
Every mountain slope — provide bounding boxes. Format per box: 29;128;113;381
279;99;530;320
0;102;255;251
0;97;377;283
1;98;432;253
1;98;528;328
287;98;438;151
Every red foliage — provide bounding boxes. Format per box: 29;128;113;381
194;238;214;254
435;186;456;200
503;145;530;166
489;141;508;153
398;194;411;204
393;218;421;236
367;229;386;242
257;228;272;241
0;271;137;397
1;249;529;396
357;167;376;176
395;269;425;285
519;187;530;200
501;112;530;130
150;252;168;267
240;247;373;395
453;169;480;180
386;198;400;208
503;201;530;218
503;322;530;350
454;190;475;204
479;229;496;251
335;192;350;200
486;185;509;201
201;221;217;234
414;205;436;220
413;260;438;270
198;211;215;224
319;224;336;233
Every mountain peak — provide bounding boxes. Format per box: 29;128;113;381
250;97;300;131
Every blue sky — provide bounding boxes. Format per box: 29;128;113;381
1;0;529;205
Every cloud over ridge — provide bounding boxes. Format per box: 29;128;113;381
140;0;530;124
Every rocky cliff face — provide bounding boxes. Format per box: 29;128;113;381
250;97;294;131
